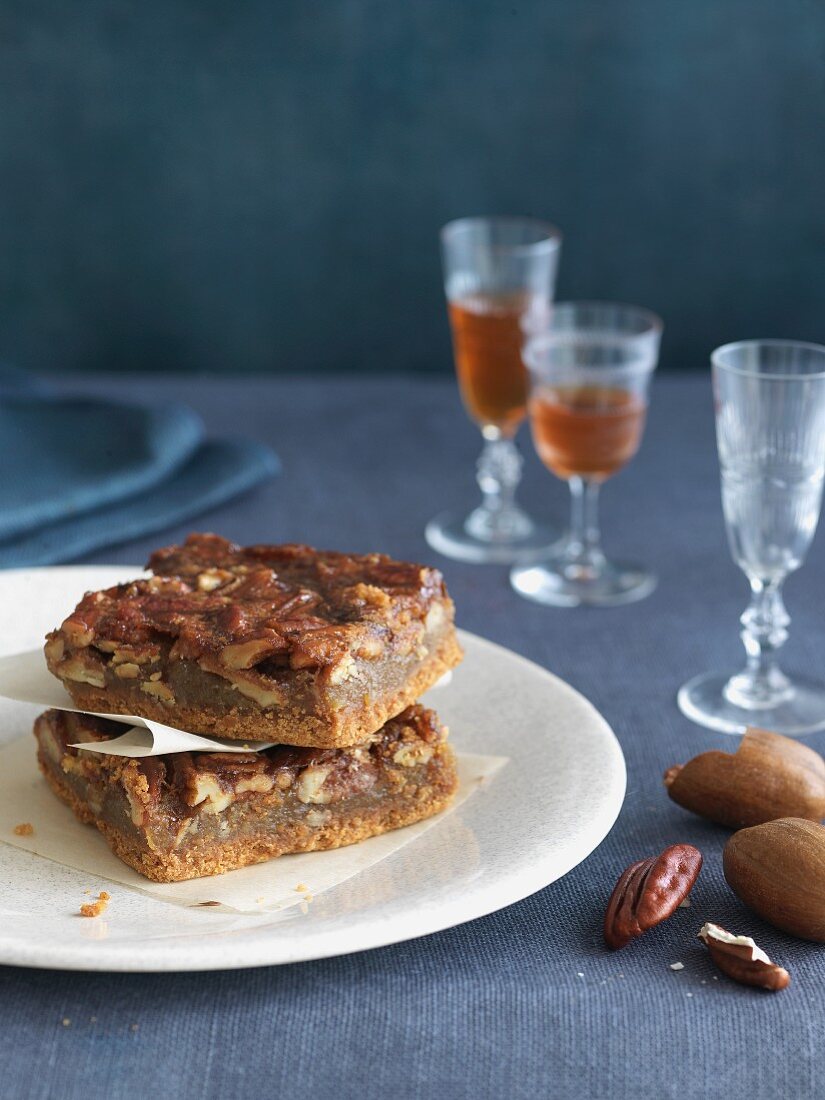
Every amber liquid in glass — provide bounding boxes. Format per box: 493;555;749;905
448;293;534;436
529;386;647;481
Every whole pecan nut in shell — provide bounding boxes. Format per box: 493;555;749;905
664;728;825;829
723;817;825;942
604;844;703;949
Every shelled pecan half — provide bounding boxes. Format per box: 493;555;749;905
604;844;703;949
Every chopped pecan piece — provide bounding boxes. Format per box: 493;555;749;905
698;923;790;991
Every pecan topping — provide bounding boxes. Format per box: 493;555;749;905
604;844;703;949
46;533;451;675
698;923;790;991
39;703;444;813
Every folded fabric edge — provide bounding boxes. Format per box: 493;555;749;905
0;364;50;395
0;396;206;539
0;438;279;568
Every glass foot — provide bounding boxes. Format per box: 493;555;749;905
510;554;656;607
425;508;557;565
677;670;825;736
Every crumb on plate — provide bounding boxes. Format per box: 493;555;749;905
79;892;110;918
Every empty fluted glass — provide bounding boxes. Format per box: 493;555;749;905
678;340;825;735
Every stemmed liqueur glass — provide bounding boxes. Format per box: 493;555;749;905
426;217;562;564
511;302;662;607
678;340;825;735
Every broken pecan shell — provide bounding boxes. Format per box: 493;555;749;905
698;922;790;991
604;843;703;949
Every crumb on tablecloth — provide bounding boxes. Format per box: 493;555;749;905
13;823;34;836
79;891;111;918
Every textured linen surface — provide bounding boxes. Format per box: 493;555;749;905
0;374;823;1100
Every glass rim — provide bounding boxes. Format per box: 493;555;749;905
440;216;562;255
544;300;664;335
712;339;825;382
523;351;658;382
523;301;662;380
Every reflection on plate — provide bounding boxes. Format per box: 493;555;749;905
0;565;625;972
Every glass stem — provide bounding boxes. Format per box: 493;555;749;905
464;426;533;544
732;577;792;705
566;477;605;573
475;428;523;520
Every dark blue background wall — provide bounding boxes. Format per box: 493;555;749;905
1;1;823;375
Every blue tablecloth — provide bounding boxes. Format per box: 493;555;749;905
0;380;278;565
1;373;823;1100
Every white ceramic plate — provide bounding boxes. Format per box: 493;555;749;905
0;566;625;971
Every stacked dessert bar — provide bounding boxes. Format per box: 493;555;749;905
35;534;463;882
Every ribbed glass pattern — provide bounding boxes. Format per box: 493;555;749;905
714;346;825;583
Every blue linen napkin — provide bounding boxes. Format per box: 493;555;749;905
0;375;279;566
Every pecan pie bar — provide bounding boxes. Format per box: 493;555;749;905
34;704;458;882
45;534;463;748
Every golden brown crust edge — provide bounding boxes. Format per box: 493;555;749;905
37;748;458;883
57;633;464;748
